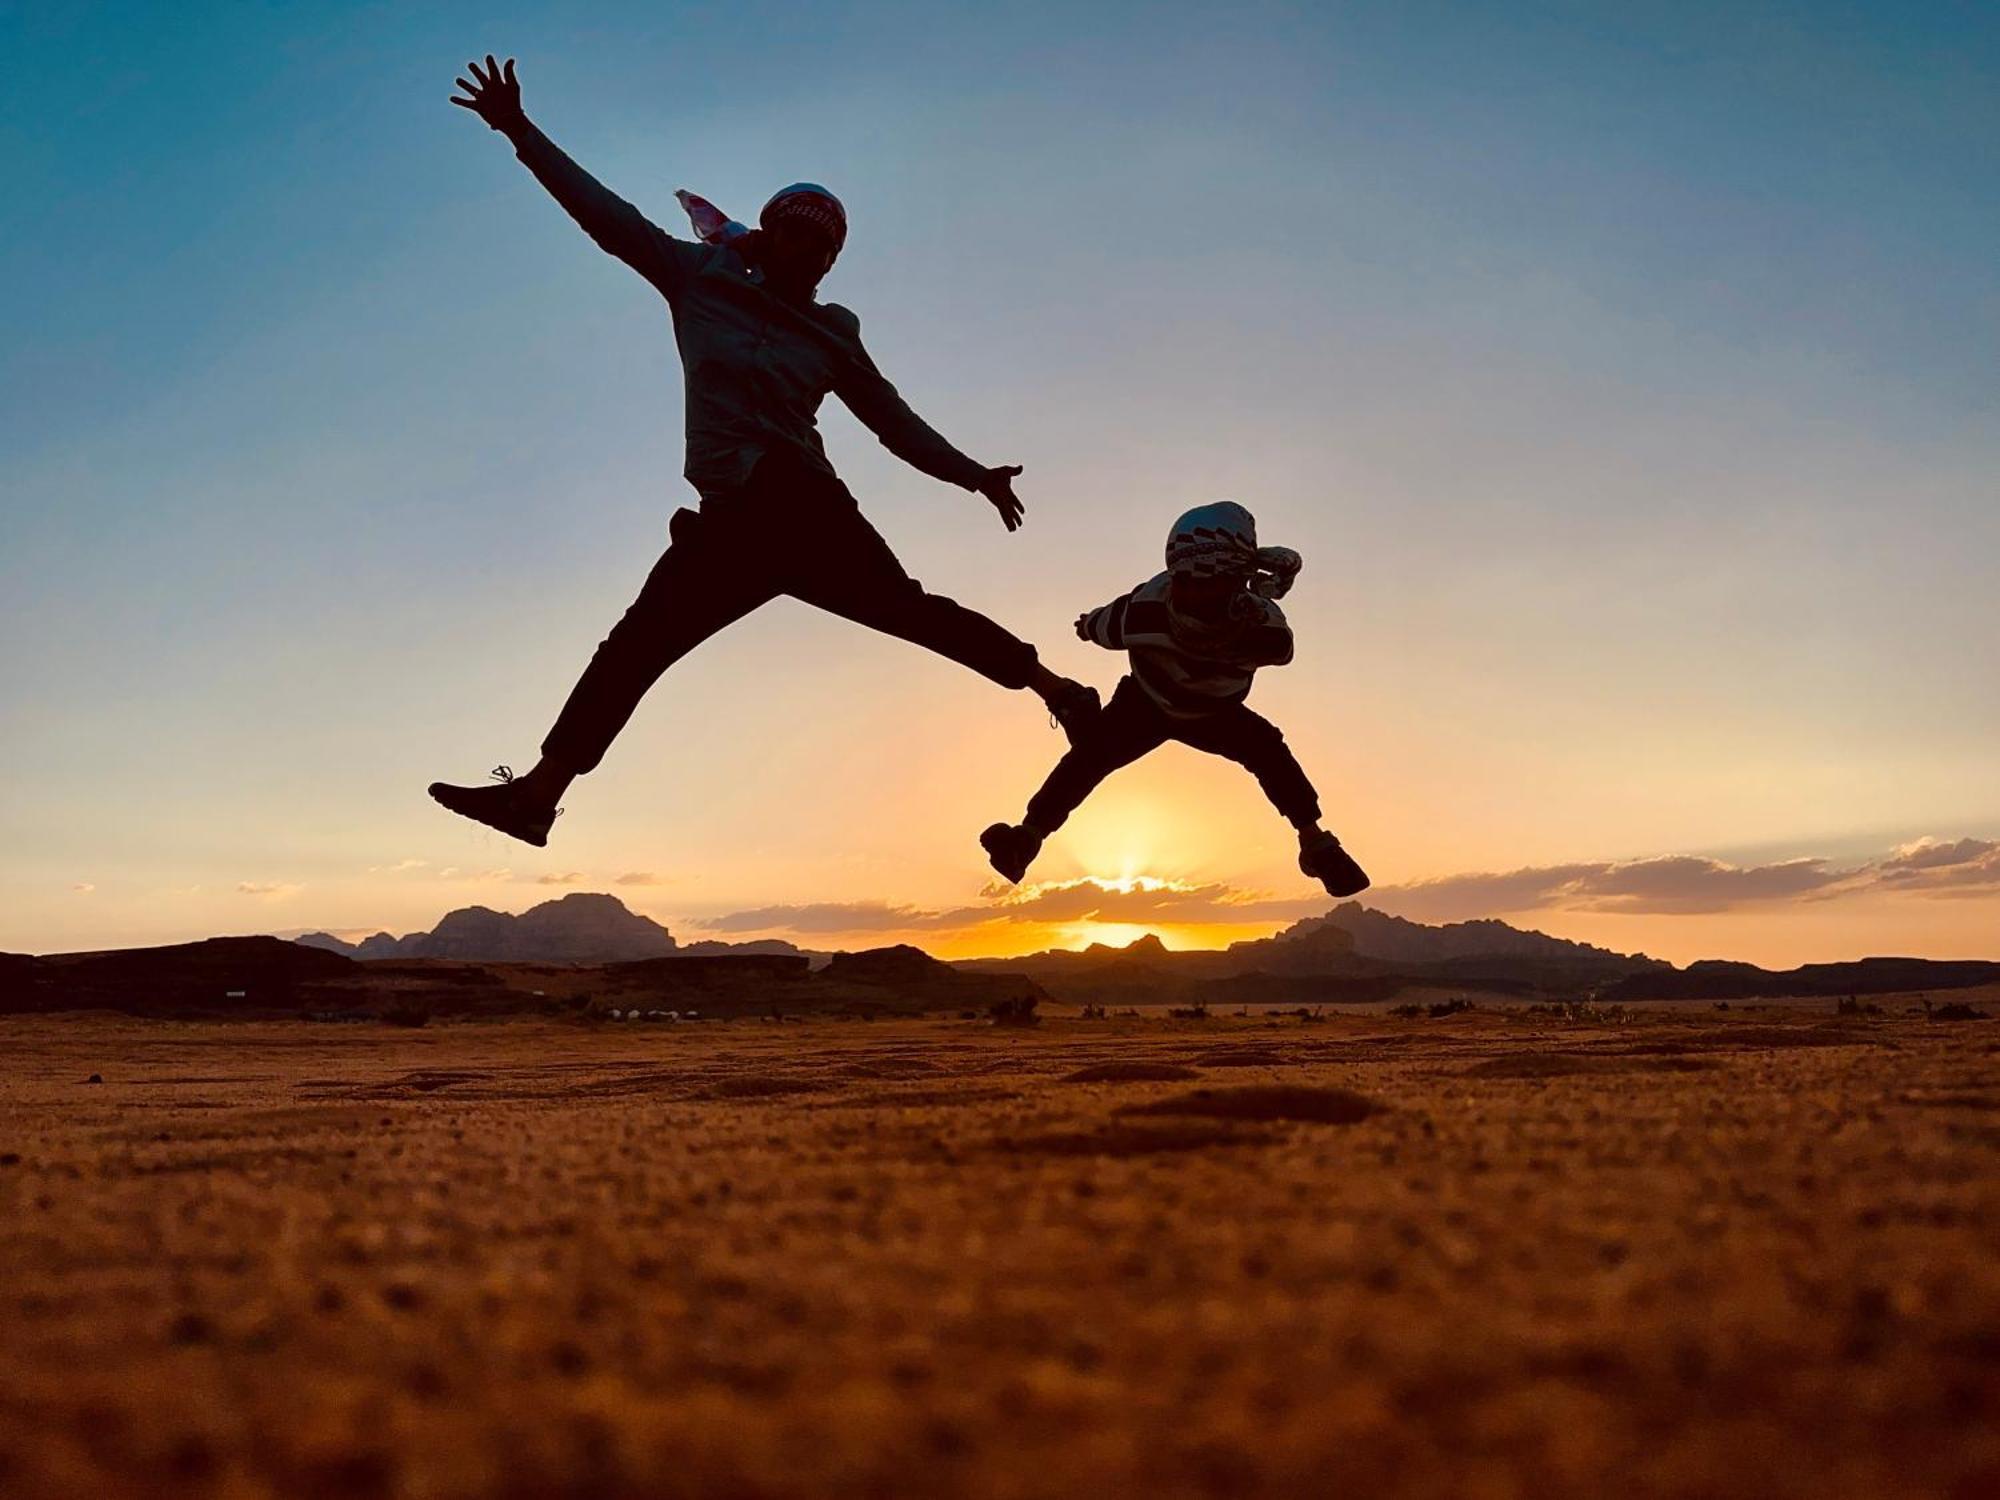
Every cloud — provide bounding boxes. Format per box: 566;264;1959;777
71;882;95;894
1874;837;2000;894
700;878;1325;936
960;877;1323;928
615;871;669;886
701;900;936;935
697;834;2000;942
236;881;303;899
1372;836;2000;921
367;858;429;874
535;871;585;886
438;867;511;882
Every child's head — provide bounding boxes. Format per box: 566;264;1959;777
1166;503;1259;619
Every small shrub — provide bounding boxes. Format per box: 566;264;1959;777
381;1000;431;1029
1166;1002;1209;1020
1837;996;1884;1017
1079;1003;1108;1020
1523;1000;1629;1025
1929;1003;1991;1022
990;995;1041;1028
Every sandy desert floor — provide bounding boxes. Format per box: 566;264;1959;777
1;1006;1995;1499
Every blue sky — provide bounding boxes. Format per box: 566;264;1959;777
3;1;1996;960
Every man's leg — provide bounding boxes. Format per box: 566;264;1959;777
430;507;775;842
983;679;1168;881
539;509;776;778
1172;705;1368;895
781;483;1103;739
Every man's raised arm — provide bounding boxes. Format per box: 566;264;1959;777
451;56;695;298
830;312;1029;531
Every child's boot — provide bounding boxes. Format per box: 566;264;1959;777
980;822;1044;884
1299;829;1369;897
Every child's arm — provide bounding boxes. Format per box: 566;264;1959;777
1226;595;1296;667
1075;590;1139;650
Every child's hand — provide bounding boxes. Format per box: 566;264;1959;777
1074;612;1092;640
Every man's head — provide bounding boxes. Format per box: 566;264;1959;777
758;183;847;292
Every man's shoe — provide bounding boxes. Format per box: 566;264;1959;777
1046;680;1102;747
980;822;1044;884
428;767;559;848
1300;831;1370;898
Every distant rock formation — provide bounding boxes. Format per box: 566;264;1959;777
8;937;355;1016
12;932;1040;1021
956;903;1668;1006
1275;902;1659;970
299;892;678;964
296;893;832;967
1602;955;2000;1002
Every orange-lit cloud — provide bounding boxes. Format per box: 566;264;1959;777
535;871;586;886
615;871;670;886
236;881;302;899
699;876;1324;937
682;836;2000;957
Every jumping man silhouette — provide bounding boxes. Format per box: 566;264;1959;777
430;56;1102;846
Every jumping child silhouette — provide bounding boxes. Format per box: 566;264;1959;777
980;503;1370;897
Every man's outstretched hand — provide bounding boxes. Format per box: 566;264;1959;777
450;55;524;131
979;465;1026;532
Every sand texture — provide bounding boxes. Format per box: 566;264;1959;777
1;1006;1996;1499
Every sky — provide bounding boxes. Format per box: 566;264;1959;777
3;0;1996;966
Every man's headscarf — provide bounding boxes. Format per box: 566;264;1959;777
675;183;848;256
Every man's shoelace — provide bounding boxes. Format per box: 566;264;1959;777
486;765;562;819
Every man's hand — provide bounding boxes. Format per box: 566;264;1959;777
450;55;524;131
978;464;1026;532
1074;612;1092;641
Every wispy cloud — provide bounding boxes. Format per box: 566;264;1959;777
366;857;429;874
71;882;95;894
1370;836;2000;922
535;870;585;886
695;835;2000;941
438;866;512;882
236;881;303;899
615;871;669;886
1874;837;2000;895
700;900;934;935
700;877;1324;936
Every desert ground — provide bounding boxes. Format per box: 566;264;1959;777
1;1003;1995;1499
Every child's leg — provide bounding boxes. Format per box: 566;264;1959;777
1172;704;1321;831
1172;705;1369;895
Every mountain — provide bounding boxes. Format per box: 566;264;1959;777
300;892;678;964
1603;955;2000;1002
297;894;832;967
6;937;356;1016
10;933;1041;1021
1265;903;1659;970
954;903;1669;1006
